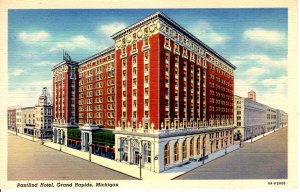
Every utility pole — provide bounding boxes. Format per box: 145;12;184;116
139;153;142;180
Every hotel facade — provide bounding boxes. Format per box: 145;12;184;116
51;11;236;172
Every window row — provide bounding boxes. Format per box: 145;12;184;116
164;137;205;165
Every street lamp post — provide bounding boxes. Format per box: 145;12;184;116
239;136;242;148
59;138;62;151
251;128;253;143
139;153;142;179
32;129;35;142
15;127;17;136
40;132;44;145
225;140;228;154
202;145;206;165
89;143;92;162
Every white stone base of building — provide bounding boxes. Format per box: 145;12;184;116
114;126;234;173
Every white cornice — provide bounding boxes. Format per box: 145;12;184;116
111;11;236;70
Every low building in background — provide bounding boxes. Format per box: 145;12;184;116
234;92;288;141
22;107;36;136
7;106;21;132
35;87;53;139
248;90;256;102
16;108;22;133
233;95;245;140
8;87;53;139
276;109;288;128
266;106;277;132
234;95;266;141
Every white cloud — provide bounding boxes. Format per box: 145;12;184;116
8;80;52;107
49;35;98;53
11;68;25;76
262;75;287;87
245;67;268;76
99;22;127;36
18;31;50;43
234;78;257;98
235;75;288;111
230;54;287;69
190;20;230;45
259;76;288;111
33;61;54;67
244;28;285;44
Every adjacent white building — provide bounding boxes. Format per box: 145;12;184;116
10;87;53;139
16;108;22;133
276;109;288;128
22;107;36;136
234;92;287;141
234;95;266;141
35;87;53;139
266;106;277;132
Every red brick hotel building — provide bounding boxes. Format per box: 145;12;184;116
52;11;236;172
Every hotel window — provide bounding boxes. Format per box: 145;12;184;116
133;67;136;75
166;27;169;33
145;99;149;107
133;111;136;118
197;137;201;155
122;59;126;67
133;89;137;97
146;142;151;163
132;43;137;52
182;140;187;159
165;37;170;47
133;33;136;40
190;138;194;156
164;143;170;165
133;56;137;64
145;76;149;84
144;27;148;35
144;51;149;61
174;142;179;162
174;44;179;52
123;140;128;162
145;63;149;72
143;38;149;46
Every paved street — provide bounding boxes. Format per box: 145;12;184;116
176;127;288;179
8;133;136;180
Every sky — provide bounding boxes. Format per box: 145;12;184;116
8;9;288;111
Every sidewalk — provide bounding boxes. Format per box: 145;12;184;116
244;127;281;143
7;130;40;142
43;141;239;180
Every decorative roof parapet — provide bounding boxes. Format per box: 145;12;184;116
78;46;115;65
51;60;78;71
111;11;236;70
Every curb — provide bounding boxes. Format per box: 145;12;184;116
244;128;281;144
42;142;139;180
171;146;240;180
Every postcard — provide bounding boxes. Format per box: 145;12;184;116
0;0;297;191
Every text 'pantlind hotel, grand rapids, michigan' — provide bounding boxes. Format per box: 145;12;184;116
51;11;236;173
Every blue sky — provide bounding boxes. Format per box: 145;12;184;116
8;9;288;111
